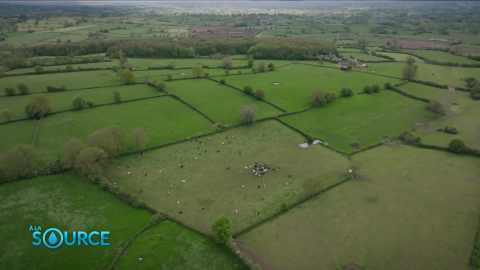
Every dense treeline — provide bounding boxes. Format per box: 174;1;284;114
20;37;337;60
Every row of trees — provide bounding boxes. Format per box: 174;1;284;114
4;83;29;96
21;37;337;60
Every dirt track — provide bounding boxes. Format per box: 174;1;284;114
233;239;278;270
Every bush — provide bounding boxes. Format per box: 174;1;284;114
254;89;265;100
219;79;226;84
473;94;480;100
449;139;465;153
66;65;74;71
166;74;173;81
58;84;67;91
340;87;354;97
243;85;253;94
204;72;210;77
251;68;256;74
34;66;44;74
156;80;166;91
399;130;415;144
372;84;381;93
384;82;393;90
87;101;94;108
363;85;373;94
444;126;458;134
224;69;230;76
280;201;289;212
46;84;58;92
5;87;16;96
307;134;315;144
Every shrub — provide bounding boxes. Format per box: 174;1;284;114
46;84;58;92
473;94;480;100
280;201;288;212
372;84;381;93
309;89;326;107
166;74;173;81
219;79;226;84
204;72;210;77
444;126;458;134
258;62;267;72
58;84;67;91
5;87;16;96
363;85;373;94
254;89;265;100
251;68;256;74
340;87;354;97
267;63;275;71
384;82;393;90
399;130;415;144
449;139;465;153
66;65;74;71
307;134;315;144
224;69;230;76
87;101;94;108
34;66;44;74
243;85;253;94
415;137;422;143
72;96;87;110
156;80;166;91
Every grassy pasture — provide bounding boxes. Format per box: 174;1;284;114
0;84;160;123
415;63;480;87
115;221;247;270
225;64;402;111
165;79;283;125
35;97;215;162
42;34;88;43
0;70;120;95
6;61;117;74
105;120;349;234
0;120;37;153
3;32;65;46
128;58;293;70
414;91;480;150
238;145;480;270
0;172;152;270
378;52;425;62
132;68;253;82
409;50;480;64
353;62;405;78
281;91;432;153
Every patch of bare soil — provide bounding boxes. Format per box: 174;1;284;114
343;264;364;270
349;141;359;148
365;196;378;203
210;122;221;127
233;239;278;270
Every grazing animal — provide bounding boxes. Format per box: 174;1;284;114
158;169;161;172
190;164;192;167
126;165;130;169
199;141;202;144
264;184;266;188
222;142;225;145
242;185;245;188
284;183;288;186
142;152;145;156
235;210;238;214
117;166;120;169
256;212;259;216
139;189;143;192
177;201;180;205
128;172;132;175
258;185;260;188
288;174;292;177
170;184;173;187
167;192;170;195
216;150;220;153
179;211;183;214
114;183;116;185
172;155;176;157
185;157;188;160
204;150;207;152
195;139;198;142
144;173;147;176
163;159;166;162
195;157;198;160
245;167;248;169
262;197;264;200
181;165;184;168
239;153;241;155
226;137;228;139
208;138;210;140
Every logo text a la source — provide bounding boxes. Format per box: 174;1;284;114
30;226;110;249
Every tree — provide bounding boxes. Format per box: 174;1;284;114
267;63;275;71
470;86;480;99
34;66;44;74
211;216;232;244
142;74;151;83
238;69;242;75
192;66;204;77
221;58;233;69
402;65;416;80
0;144;37;181
254;89;265;100
1;109;13;122
399;130;415;144
309;89;326;107
324;92;336;104
72;96;87;110
301;178;323;198
384;82;394;90
5;87;16;96
243;85;253;94
363;85;373;94
224;69;230;76
318;58;324;65
166;74;173;81
17;83;29;95
66;64;74;71
427;100;445;118
405;56;416;66
247;57;254;68
113;91;122;103
156;80;166;91
204;72;210;77
87;101;94;108
63;139;86;168
251;68;256;74
258;62;267;72
340;87;354;97
349;160;363;177
372;84;381;93
220;79;226;84
238;105;258;124
132;127;148;152
119;70;136;84
25;94;52;118
88;125;129;157
74;147;108;181
449;139;465;153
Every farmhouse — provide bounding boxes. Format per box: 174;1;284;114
340;66;349;71
317;53;332;60
338;59;349;65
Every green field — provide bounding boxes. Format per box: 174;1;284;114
0;70;120;95
132;68;253;82
0;85;160;123
128;58;294;70
0;120;37;153
406;50;480;64
166;79;283;125
225;64;402;111
281;91;432;153
105;120;348;233
415;63;480;87
35;97;215;162
116;221;247;270
0;172;152;270
238;145;480;270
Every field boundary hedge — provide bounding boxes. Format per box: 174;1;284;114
205;77;288;113
347;142;384;157
4;67;115;77
168;93;216;123
31;117;43;146
387;48;480;68
469;216;480;266
295;62;404;80
385;87;430;103
233;177;352;238
0;83;130;98
414;143;480;158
